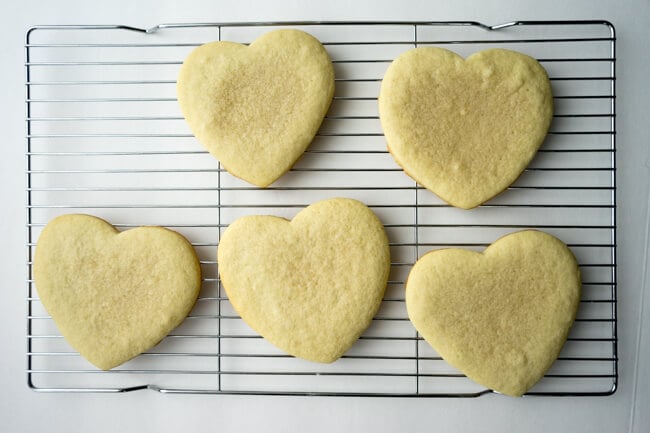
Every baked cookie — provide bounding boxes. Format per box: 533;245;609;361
177;29;335;187
217;198;391;363
33;214;202;370
379;47;553;209
405;230;581;396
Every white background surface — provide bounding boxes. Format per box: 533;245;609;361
1;0;649;432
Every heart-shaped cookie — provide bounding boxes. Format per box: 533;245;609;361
379;48;553;209
33;214;202;370
217;198;390;363
177;29;335;187
406;230;581;396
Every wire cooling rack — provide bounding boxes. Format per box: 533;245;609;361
25;20;617;396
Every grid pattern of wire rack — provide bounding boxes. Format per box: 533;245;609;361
25;20;617;396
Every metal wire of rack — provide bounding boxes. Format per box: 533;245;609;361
25;20;617;396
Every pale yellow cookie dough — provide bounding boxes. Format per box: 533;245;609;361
33;214;202;370
406;230;581;396
177;29;335;187
379;47;553;209
217;198;391;363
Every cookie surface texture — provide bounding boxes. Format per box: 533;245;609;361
405;230;581;396
177;29;335;187
379;47;553;209
33;214;202;370
217;198;391;363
